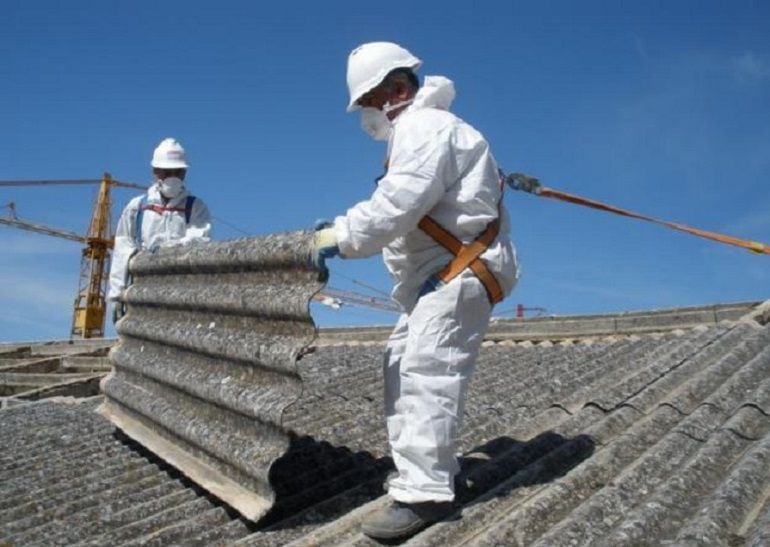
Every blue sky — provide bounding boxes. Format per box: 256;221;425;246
2;0;769;341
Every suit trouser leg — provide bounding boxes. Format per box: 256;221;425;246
384;272;492;503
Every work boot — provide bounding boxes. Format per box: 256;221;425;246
361;500;454;540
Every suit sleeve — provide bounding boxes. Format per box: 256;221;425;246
334;120;455;258
180;198;212;244
108;202;138;301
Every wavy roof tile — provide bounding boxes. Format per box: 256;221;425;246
1;228;768;546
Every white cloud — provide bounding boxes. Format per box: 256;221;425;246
0;232;76;255
0;312;64;334
549;279;679;305
0;230;101;340
0;271;73;312
722;201;770;237
0;272;74;341
630;32;649;63
733;51;770;82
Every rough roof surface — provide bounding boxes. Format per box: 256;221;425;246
2;301;769;546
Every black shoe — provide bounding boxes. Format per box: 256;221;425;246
361;500;454;540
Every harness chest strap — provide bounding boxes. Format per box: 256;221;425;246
135;195;196;247
418;215;504;305
140;203;189;215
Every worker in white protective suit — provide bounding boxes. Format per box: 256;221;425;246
312;42;519;540
108;138;212;321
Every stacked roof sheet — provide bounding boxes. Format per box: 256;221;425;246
100;231;324;521
2;302;769;546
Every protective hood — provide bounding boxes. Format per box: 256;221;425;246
411;75;456;111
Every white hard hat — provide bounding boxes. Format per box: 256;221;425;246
151;138;188;169
346;42;422;112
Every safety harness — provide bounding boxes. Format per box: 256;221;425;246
417;172;506;305
418;216;504;305
135;195;196;248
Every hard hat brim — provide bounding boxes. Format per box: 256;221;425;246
151;160;189;169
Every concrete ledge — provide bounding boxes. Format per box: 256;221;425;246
315;301;764;344
9;374;103;400
488;301;760;341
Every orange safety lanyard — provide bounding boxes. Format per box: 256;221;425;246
505;172;769;256
536;186;769;255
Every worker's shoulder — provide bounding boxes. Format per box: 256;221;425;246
402;107;481;142
399;107;487;152
121;194;147;213
400;105;458;128
395;108;458;146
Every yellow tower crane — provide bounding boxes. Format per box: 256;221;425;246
2;175;401;338
0;174;147;338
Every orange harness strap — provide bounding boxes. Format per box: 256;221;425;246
418;215;504;305
140;204;187;215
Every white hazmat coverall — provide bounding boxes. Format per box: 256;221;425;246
333;76;519;503
108;184;212;301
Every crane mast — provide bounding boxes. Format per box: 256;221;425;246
72;173;114;338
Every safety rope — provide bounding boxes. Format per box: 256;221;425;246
505;173;769;255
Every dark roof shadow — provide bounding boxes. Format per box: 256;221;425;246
253;430;595;535
456;432;596;506
257;433;393;530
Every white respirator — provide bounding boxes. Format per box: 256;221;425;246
158;177;184;198
360;108;391;141
360;99;413;141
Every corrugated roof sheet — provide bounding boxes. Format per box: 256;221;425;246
2;302;769;546
101;230;324;521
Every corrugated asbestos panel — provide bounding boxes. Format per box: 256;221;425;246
100;230;324;522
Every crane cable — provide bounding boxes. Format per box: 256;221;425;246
0;178;147;190
505;173;769;255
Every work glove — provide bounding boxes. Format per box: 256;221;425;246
312;219;340;273
506;172;542;194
